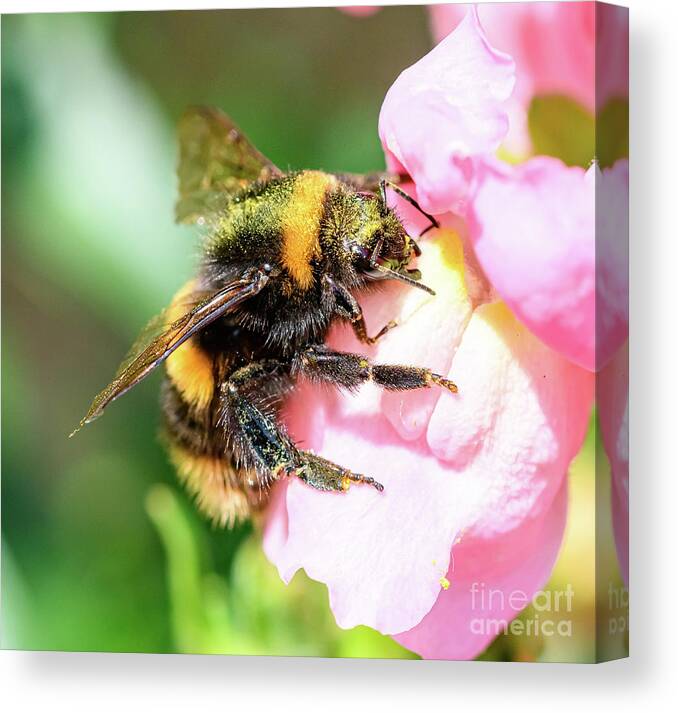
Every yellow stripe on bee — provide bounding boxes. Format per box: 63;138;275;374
168;443;251;527
281;171;335;290
165;280;215;412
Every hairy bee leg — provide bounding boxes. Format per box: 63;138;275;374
322;274;397;344
221;361;297;483
293;345;458;394
353;316;398;346
228;358;290;395
223;362;382;493
293;452;384;493
224;385;295;481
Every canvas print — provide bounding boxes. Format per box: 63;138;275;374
1;2;629;662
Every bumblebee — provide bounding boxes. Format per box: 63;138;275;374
75;107;457;526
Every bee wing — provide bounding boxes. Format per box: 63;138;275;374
73;268;270;433
176;106;283;224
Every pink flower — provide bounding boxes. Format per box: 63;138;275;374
264;7;597;659
431;2;594;109
468;157;597;371
265;225;593;657
466;158;628;374
381;9;629;373
378;7;515;216
598;341;629;586
396;477;569;659
595;159;630;370
430;3;628;153
596;159;629;584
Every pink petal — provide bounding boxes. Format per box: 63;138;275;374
395;476;569;660
468;156;597;371
379;6;515;215
331;227;474;443
261;470;289;564
265;409;468;634
426;300;593;537
429;2;537;153
430;3;595;111
596;159;629;370
377;235;470;441
594;4;629;112
264;232;593;638
430;4;627;156
598;341;629;585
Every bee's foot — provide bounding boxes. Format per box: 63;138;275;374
292;451;384;493
342;471;385;492
429;373;458;393
367;319;398;345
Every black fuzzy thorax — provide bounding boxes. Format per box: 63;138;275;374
199;173;371;354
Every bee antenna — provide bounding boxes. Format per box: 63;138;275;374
379;179;439;236
369;262;435;296
370;235;385;266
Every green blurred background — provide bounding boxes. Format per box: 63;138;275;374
1;7;623;661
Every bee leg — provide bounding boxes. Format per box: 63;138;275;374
352;314;398;346
322;274;397;345
223;362;382;493
293;345;458;394
221;360;294;482
293;452;384;493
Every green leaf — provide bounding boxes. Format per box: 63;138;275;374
528;94;595;168
597;98;629;168
145;484;210;652
528;94;628;170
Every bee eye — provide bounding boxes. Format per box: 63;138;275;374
350;243;372;266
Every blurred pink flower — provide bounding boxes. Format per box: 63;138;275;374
264;6;596;659
380;7;609;373
379;7;515;216
595;159;629;370
598;341;629;586
466;158;628;374
595;4;629;113
431;2;594;108
468;156;597;371
430;2;628;154
596;159;629;584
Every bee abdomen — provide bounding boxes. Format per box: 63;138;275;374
167;442;264;527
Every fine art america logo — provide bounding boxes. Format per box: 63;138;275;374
469;582;575;637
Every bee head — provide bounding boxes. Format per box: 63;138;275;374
346;195;434;296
